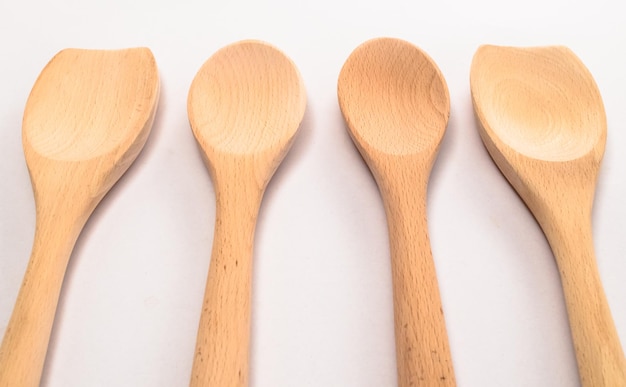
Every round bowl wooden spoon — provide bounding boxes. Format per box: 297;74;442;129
187;40;306;387
338;38;455;386
0;48;159;386
471;45;626;386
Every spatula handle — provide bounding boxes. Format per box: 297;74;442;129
382;178;455;387
546;210;626;387
0;208;82;387
190;175;261;387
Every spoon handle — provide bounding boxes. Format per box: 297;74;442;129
544;207;626;387
190;170;262;387
0;201;85;387
380;171;456;387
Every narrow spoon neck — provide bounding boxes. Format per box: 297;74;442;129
537;190;626;386
370;158;455;385
371;156;432;202
213;184;262;242
190;158;270;387
0;183;89;387
540;203;594;269
208;159;269;250
510;156;598;246
529;176;596;255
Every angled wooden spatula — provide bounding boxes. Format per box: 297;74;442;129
471;45;626;387
0;48;159;387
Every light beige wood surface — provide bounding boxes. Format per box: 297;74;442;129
471;45;626;387
187;40;306;387
338;38;455;386
0;48;159;386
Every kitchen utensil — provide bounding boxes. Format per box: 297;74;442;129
338;37;455;386
470;44;626;387
0;47;159;387
187;40;306;387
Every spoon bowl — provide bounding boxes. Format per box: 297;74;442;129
24;49;157;161
338;38;455;386
189;41;305;169
338;38;449;157
471;45;625;387
0;48;159;387
471;45;605;163
187;40;305;387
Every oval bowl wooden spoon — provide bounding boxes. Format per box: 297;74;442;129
471;45;626;386
0;48;159;386
338;37;455;386
187;40;306;387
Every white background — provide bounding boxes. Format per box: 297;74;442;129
1;0;624;386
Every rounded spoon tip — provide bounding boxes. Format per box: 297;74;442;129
188;40;306;158
338;37;449;157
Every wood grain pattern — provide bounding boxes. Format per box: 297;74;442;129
471;45;626;387
0;48;159;387
338;37;455;386
187;40;306;387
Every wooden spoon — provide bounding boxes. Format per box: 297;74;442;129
338;38;455;386
0;48;159;386
187;40;306;387
471;45;626;386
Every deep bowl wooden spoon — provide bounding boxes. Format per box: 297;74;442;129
187;40;306;387
0;48;159;386
471;45;626;386
338;38;455;386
